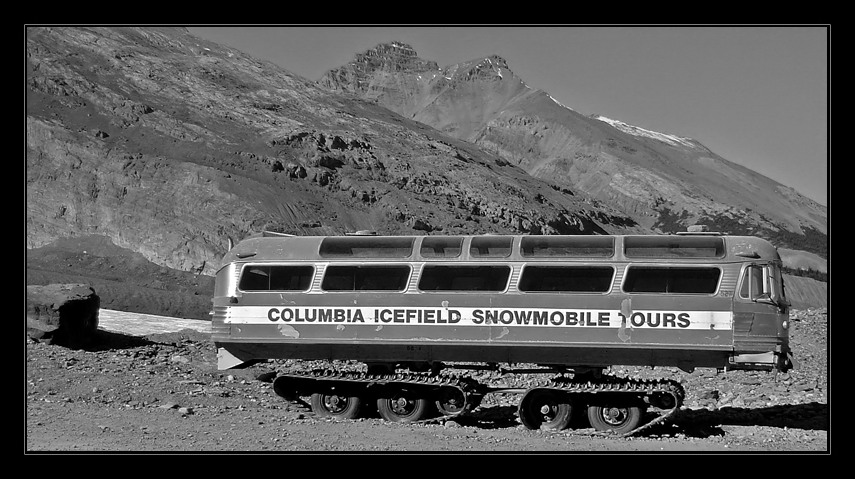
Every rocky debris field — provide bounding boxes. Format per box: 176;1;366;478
26;308;828;453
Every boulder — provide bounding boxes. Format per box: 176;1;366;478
26;284;100;346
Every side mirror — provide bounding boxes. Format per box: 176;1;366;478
755;293;775;306
755;293;787;313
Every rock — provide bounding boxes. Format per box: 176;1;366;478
284;163;307;179
170;355;190;364
698;389;720;401
411;218;434;232
26;284;99;346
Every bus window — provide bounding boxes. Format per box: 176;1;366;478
418;265;511;291
624;236;725;258
239;265;314;291
420;237;464;258
739;264;790;310
519;266;614;292
520;236;614;257
319;237;414;258
470;237;512;258
623;267;720;294
321;265;410;291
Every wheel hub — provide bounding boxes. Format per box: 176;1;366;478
603;407;627;424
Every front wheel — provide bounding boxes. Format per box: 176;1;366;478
587;404;645;434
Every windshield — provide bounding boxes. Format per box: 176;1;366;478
770;263;789;307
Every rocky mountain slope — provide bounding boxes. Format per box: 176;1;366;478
26;27;826;311
320;42;827;256
26;27;643;277
26;235;215;319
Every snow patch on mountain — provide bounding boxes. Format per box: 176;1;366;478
547;94;573;111
594;115;696;148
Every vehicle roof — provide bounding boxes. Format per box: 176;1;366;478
221;233;781;266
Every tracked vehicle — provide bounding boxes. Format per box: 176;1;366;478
211;230;793;434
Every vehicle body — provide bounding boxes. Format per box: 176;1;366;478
211;231;793;433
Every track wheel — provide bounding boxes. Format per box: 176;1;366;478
310;391;363;419
518;389;573;431
587;404;645;434
435;386;466;417
376;388;433;422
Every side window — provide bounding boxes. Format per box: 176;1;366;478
469;237;512;258
319;237;414;258
321;265;410;291
239;265;314;291
420;237;463;258
623;267;720;294
418;265;511;292
739;265;768;299
518;266;614;293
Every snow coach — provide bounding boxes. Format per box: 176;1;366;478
211;229;793;434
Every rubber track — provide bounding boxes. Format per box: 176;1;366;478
274;370;483;419
275;370;684;435
545;375;686;436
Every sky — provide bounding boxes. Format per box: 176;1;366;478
188;26;828;206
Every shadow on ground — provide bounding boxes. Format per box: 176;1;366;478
82;329;157;351
38;328;209;352
440;403;828;437
653;403;829;438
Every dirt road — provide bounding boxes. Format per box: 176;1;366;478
26;309;829;453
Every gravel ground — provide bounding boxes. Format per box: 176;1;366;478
26;308;828;454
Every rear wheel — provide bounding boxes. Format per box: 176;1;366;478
310;392;363;419
518;389;573;431
377;388;433;422
587;404;645;434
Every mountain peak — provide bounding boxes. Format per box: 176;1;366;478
317;36;824;244
445;54;513;83
347;41;439;73
317;42;440;94
475;54;509;68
